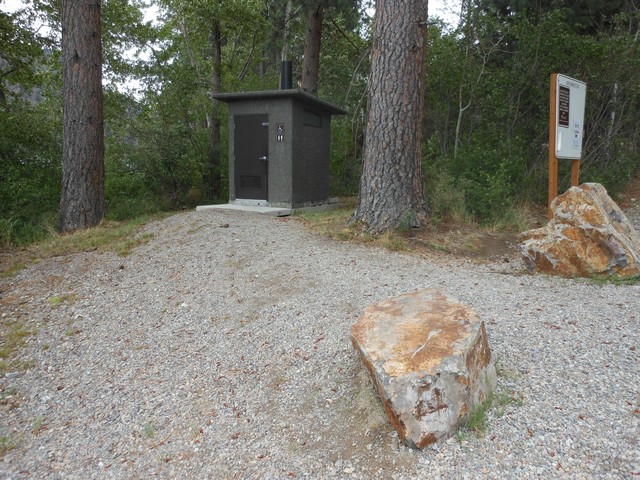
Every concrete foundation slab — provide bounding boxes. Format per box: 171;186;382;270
195;198;340;217
195;203;292;217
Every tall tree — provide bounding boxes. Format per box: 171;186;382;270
351;0;429;232
300;0;362;94
205;18;223;200
59;0;105;232
301;0;324;94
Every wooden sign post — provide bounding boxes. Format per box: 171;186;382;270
548;75;559;219
548;73;587;219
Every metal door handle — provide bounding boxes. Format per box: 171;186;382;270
259;156;268;162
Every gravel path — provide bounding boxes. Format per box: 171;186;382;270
1;208;638;479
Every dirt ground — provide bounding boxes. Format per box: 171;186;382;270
302;177;640;265
410;178;640;262
300;199;540;264
2;179;640;276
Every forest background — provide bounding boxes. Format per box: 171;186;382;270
1;0;639;246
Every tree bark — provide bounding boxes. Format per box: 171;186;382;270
351;0;429;232
205;19;222;201
301;1;324;94
179;15;212;130
60;0;105;232
281;0;293;62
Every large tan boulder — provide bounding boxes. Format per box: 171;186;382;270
519;183;640;278
351;289;497;449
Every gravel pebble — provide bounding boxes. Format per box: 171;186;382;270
0;208;639;479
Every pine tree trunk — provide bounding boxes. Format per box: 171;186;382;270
205;19;222;201
281;0;293;62
351;0;429;232
301;1;324;95
59;0;105;233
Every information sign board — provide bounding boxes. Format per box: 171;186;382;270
555;74;587;159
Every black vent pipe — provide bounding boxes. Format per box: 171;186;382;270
280;60;293;90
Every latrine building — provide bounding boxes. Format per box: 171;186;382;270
213;88;347;209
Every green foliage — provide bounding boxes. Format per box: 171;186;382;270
587;274;640;286
461;396;492;435
423;162;472;225
424;7;640;223
330;117;363;195
31;415;46;434
0;98;62;246
2;0;640;241
456;389;524;439
0;7;51;93
50;293;77;309
0;6;61;246
458;147;523;222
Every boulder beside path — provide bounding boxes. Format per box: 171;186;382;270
519;183;640;278
351;289;497;449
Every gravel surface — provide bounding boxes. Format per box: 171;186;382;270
1;208;638;479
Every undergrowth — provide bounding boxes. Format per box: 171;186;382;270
587;274;640;286
298;196;535;257
456;388;525;440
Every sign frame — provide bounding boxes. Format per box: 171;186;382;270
548;73;587;218
555;74;586;160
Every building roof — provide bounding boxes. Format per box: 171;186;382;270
212;89;348;116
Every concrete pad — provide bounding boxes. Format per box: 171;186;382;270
196;198;340;217
195;203;292;217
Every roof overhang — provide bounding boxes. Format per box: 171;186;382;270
213;89;348;116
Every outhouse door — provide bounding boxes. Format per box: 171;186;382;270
234;114;269;200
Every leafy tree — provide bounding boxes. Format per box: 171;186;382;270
423;4;640;222
0;7;50;102
0;5;62;245
299;0;363;94
0;94;62;245
482;0;633;33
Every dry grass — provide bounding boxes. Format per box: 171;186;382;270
0;213;174;278
0;316;34;375
297;197;537;261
